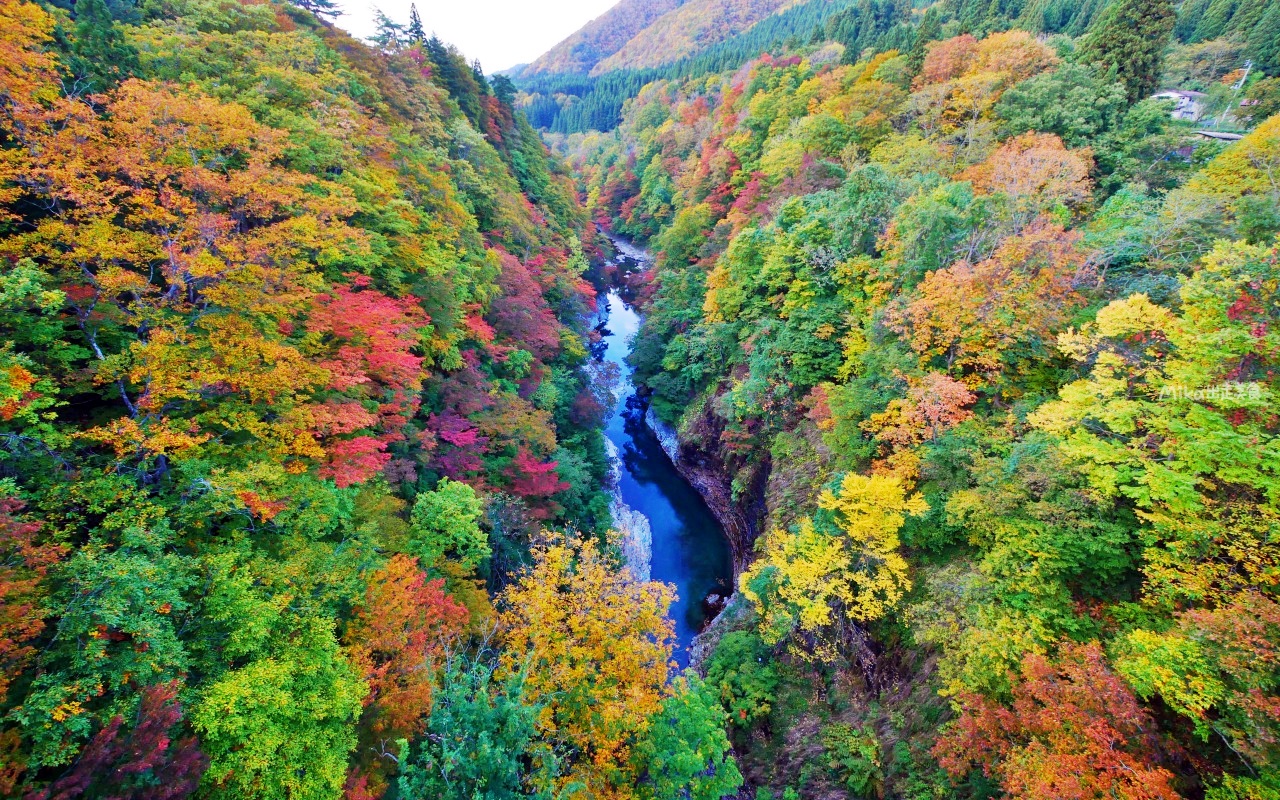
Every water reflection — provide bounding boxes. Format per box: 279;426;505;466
598;285;732;669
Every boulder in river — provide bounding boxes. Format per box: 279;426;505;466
702;591;728;620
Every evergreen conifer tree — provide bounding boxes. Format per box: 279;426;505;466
906;9;942;75
1247;2;1280;75
492;74;517;108
407;3;425;42
1078;0;1176;103
292;0;339;20
68;0;138;94
472;59;491;94
371;8;404;50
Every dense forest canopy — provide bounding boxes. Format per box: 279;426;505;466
1;0;1279;797
0;0;741;796
557;0;1280;794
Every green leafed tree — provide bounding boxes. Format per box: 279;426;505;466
397;654;558;800
410;478;489;570
67;0;137;94
703;630;781;729
996;61;1129;146
192;617;367;800
13;520;194;769
629;677;743;800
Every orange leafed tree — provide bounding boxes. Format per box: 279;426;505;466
910;32;1057;148
0;495;63;798
343;554;468;795
864;371;977;449
891;221;1090;392
0;0;59;215
963;133;1093;228
2;75;392;474
935;642;1181;800
916;34;981;86
344;554;469;739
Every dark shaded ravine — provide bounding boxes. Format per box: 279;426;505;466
595;246;733;669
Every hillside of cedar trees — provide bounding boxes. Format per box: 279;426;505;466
0;0;1279;798
560;0;1280;795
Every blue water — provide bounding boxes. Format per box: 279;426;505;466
598;289;733;668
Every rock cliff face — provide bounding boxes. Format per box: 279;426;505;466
612;499;654;583
644;405;766;578
688;592;750;668
644;406;681;463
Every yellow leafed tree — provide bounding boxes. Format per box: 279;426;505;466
741;472;927;660
499;533;675;799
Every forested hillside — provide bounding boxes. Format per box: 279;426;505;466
518;0;1280;134
564;0;1280;794
519;0;865;132
0;0;743;797
520;0;689;76
588;0;801;75
4;0;1280;797
520;0;816;81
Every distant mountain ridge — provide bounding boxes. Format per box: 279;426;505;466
589;0;802;75
524;0;690;76
526;0;801;77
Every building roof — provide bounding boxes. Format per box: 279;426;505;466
1194;130;1245;141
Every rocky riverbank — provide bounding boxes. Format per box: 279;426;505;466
605;437;653;583
643;405;765;577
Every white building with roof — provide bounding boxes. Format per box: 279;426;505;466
1152;89;1207;121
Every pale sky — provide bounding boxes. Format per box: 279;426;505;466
337;0;620;73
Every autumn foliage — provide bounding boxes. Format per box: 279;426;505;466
935;644;1180;800
499;534;675;799
566;13;1280;799
0;498;61;705
0;0;613;796
3;0;1279;795
30;682;207;800
343;555;468;794
345;555;469;739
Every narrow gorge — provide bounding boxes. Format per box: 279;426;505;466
1;0;1278;796
597;240;733;667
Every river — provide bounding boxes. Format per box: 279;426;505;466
596;242;733;669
